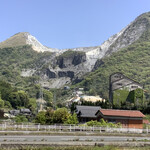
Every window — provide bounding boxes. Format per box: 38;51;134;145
114;74;121;78
131;86;138;88
108;119;116;123
116;83;122;86
115;75;119;78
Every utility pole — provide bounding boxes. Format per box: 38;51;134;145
37;85;44;112
53;91;56;110
39;86;43;111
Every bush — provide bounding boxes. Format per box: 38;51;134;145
35;111;46;125
14;115;28;123
87;120;101;126
53;108;69;123
86;119;121;128
64;113;79;125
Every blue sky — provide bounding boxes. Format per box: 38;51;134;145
0;0;150;49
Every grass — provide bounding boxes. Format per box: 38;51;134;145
6;146;150;150
5;146;120;150
0;130;149;137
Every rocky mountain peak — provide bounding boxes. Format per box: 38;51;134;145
24;32;58;52
0;32;58;53
1;12;150;89
99;12;150;57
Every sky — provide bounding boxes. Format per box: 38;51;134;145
0;0;150;49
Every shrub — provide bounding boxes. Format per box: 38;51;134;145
86;119;121;128
14;115;28;123
64;113;79;125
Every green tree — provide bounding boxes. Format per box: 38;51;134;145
64;113;79;125
18;90;29;107
8;92;20;108
0;80;13;101
28;98;37;114
4;101;12;109
0;98;4;108
35;111;46;125
43;90;53;106
14;115;28;123
45;108;54;124
89;88;97;96
53;108;69;123
0;93;4;108
8;90;29;109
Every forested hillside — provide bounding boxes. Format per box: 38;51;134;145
1;12;150;106
74;40;150;101
0;45;52;87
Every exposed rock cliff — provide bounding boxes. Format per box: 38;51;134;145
0;32;58;52
0;12;150;88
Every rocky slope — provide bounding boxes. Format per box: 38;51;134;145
40;12;150;88
0;12;150;88
0;32;58;52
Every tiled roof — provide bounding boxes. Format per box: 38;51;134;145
100;109;145;118
76;105;100;118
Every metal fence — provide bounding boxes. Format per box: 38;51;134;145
0;122;148;134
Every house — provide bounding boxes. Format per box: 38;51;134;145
9;110;20;116
73;88;84;97
9;108;31;116
20;109;31;116
96;109;145;129
109;72;143;105
64;86;70;90
75;105;100;123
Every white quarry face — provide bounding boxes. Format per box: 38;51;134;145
1;12;149;88
25;33;58;53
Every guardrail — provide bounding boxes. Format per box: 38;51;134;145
0;123;147;134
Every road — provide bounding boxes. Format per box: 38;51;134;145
0;135;150;143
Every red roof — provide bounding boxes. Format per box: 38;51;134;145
100;109;145;118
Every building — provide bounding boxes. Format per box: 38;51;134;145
75;105;100;123
109;72;143;105
20;109;31;116
9;110;20;116
96;109;145;129
9;108;31;116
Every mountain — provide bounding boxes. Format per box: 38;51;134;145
0;12;150;91
38;12;150;88
0;32;58;52
74;12;150;100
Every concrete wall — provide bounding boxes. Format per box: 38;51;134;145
116;119;143;129
109;72;143;104
110;73;142;91
97;114;144;129
128;119;143;129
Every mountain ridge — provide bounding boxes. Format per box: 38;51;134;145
0;11;149;56
0;32;59;52
0;12;150;89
